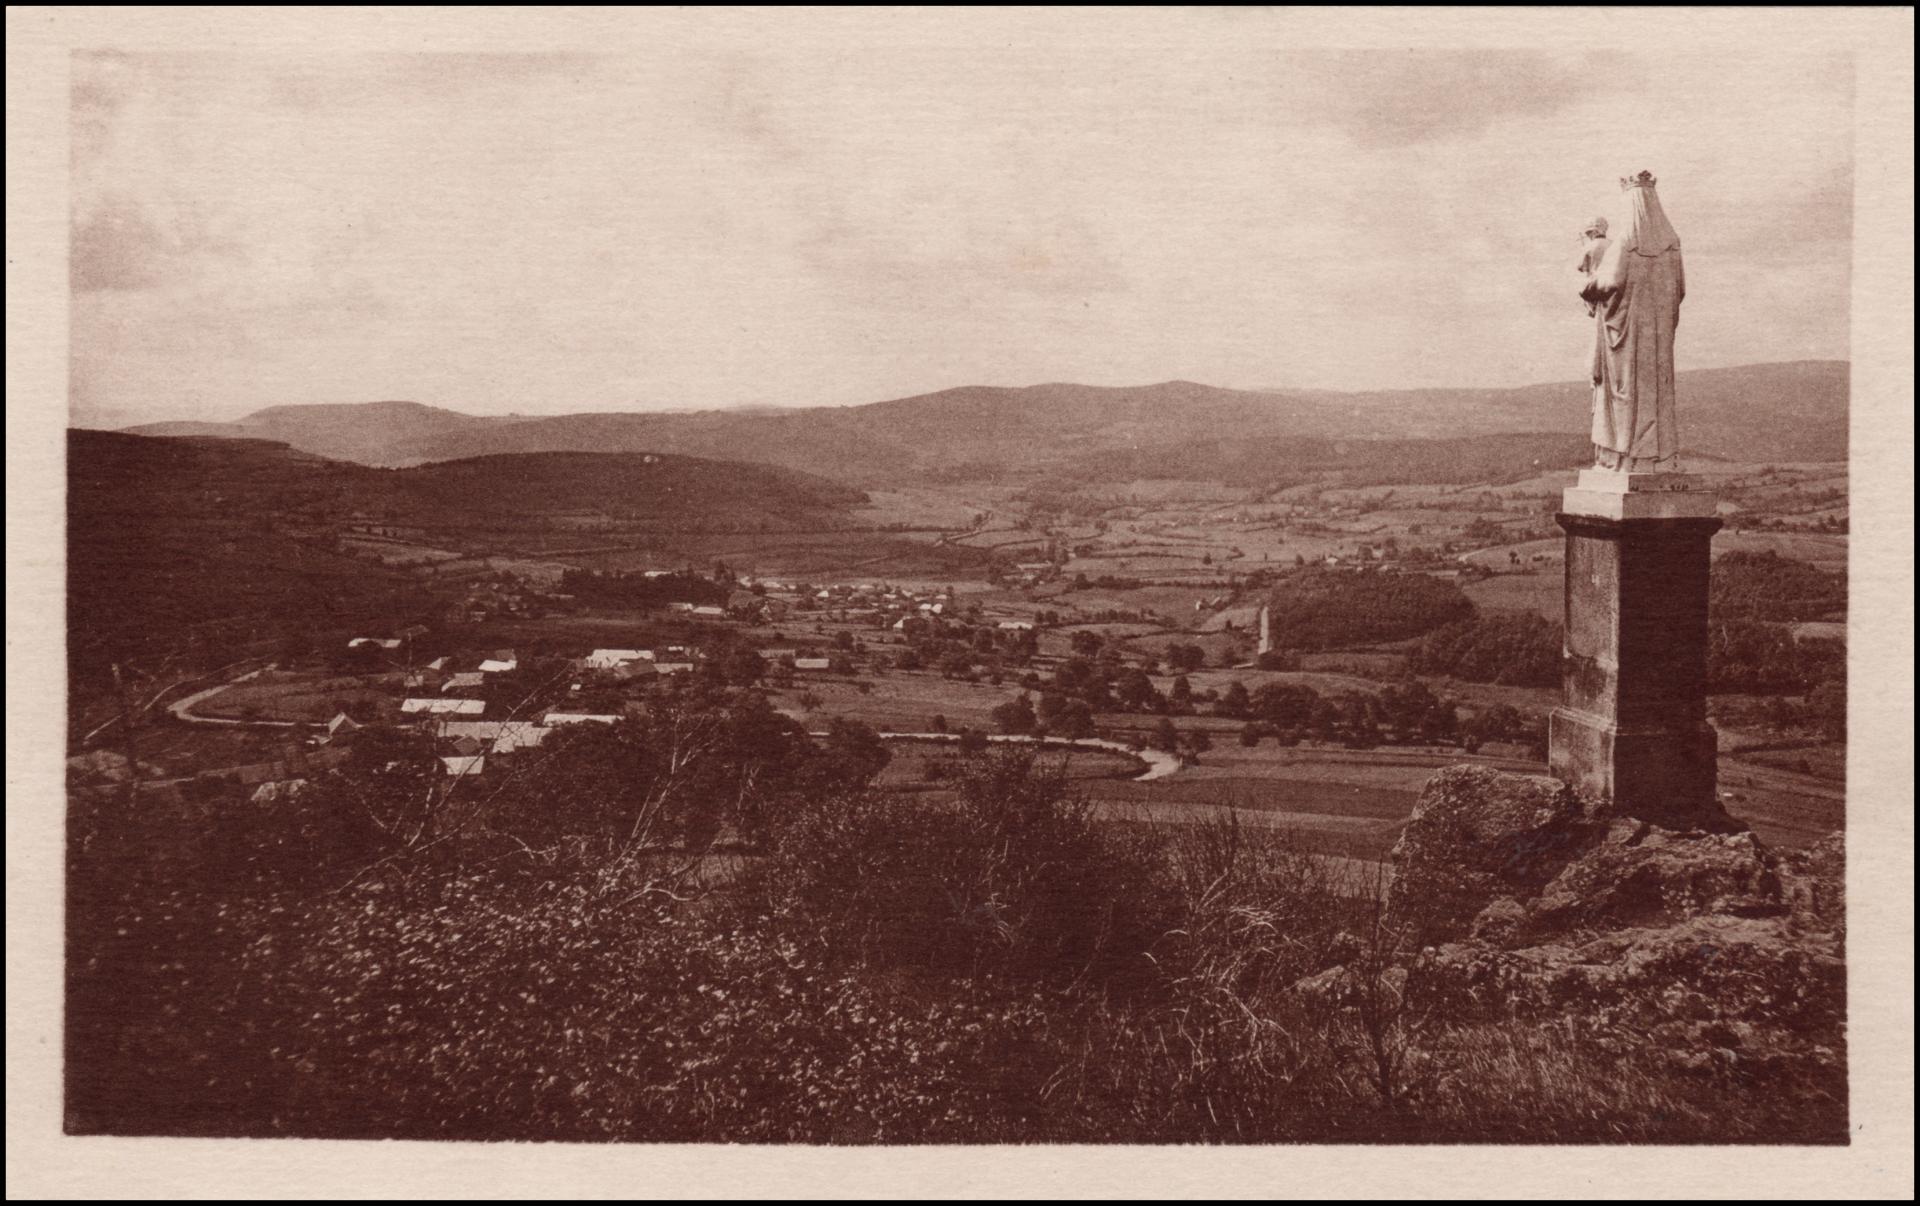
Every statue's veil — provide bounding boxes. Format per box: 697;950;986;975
1620;183;1681;257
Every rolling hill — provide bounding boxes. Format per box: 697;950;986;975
113;360;1848;486
66;431;871;682
125;400;515;467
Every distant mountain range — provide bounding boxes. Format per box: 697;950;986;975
115;361;1847;486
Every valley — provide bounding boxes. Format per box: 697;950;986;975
69;372;1849;868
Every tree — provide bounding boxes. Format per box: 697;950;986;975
1166;643;1206;674
819;717;891;787
1116;668;1162;713
1048;699;1096;741
991;694;1038;736
719;646;765;687
1181;728;1213;764
1169;675;1194;713
1151;717;1180;753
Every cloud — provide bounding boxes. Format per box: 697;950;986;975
70;194;236;292
1280;51;1632;148
65;48;1855;423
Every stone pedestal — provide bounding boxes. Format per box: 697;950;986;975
1549;470;1722;826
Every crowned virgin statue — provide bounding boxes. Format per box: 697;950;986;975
1578;171;1685;472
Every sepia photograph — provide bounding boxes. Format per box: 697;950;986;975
8;6;1915;1199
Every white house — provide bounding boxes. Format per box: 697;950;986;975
793;657;832;671
478;658;517;674
491;724;552;753
438;720;507;741
441;755;485;778
544;712;620;725
585;648;652;669
323;712;362;743
402;698;486;716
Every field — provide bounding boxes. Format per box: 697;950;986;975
770;672;1025;732
192;669;400;724
874;738;1144;790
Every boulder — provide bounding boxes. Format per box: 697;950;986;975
1388;764;1776;945
1524;827;1783;936
1386;765;1604;940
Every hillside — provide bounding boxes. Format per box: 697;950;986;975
125;400;514;467
113;360;1848;485
375;450;868;527
1062;431;1592;488
66;431;869;683
391;410;915;487
67;434;425;684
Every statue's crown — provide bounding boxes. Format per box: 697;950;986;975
1619;170;1658;191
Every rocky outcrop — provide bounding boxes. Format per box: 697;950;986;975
1387;765;1776;946
1308;764;1847;1088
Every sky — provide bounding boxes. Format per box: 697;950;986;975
69;46;1854;426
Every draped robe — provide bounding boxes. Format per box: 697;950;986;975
1579;188;1685;470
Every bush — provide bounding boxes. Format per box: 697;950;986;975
756;749;1170;988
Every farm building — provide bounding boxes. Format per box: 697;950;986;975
441;755;485;778
322;713;362;744
438;720;553;754
793;657;832;672
544;712;620;725
402;698;486;716
478;659;517;674
492;724;552;753
441;672;485;692
585;649;652;669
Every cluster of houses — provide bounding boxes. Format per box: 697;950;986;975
736;579;961;629
449;580;575;625
433;710;637;780
580;648;697;677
